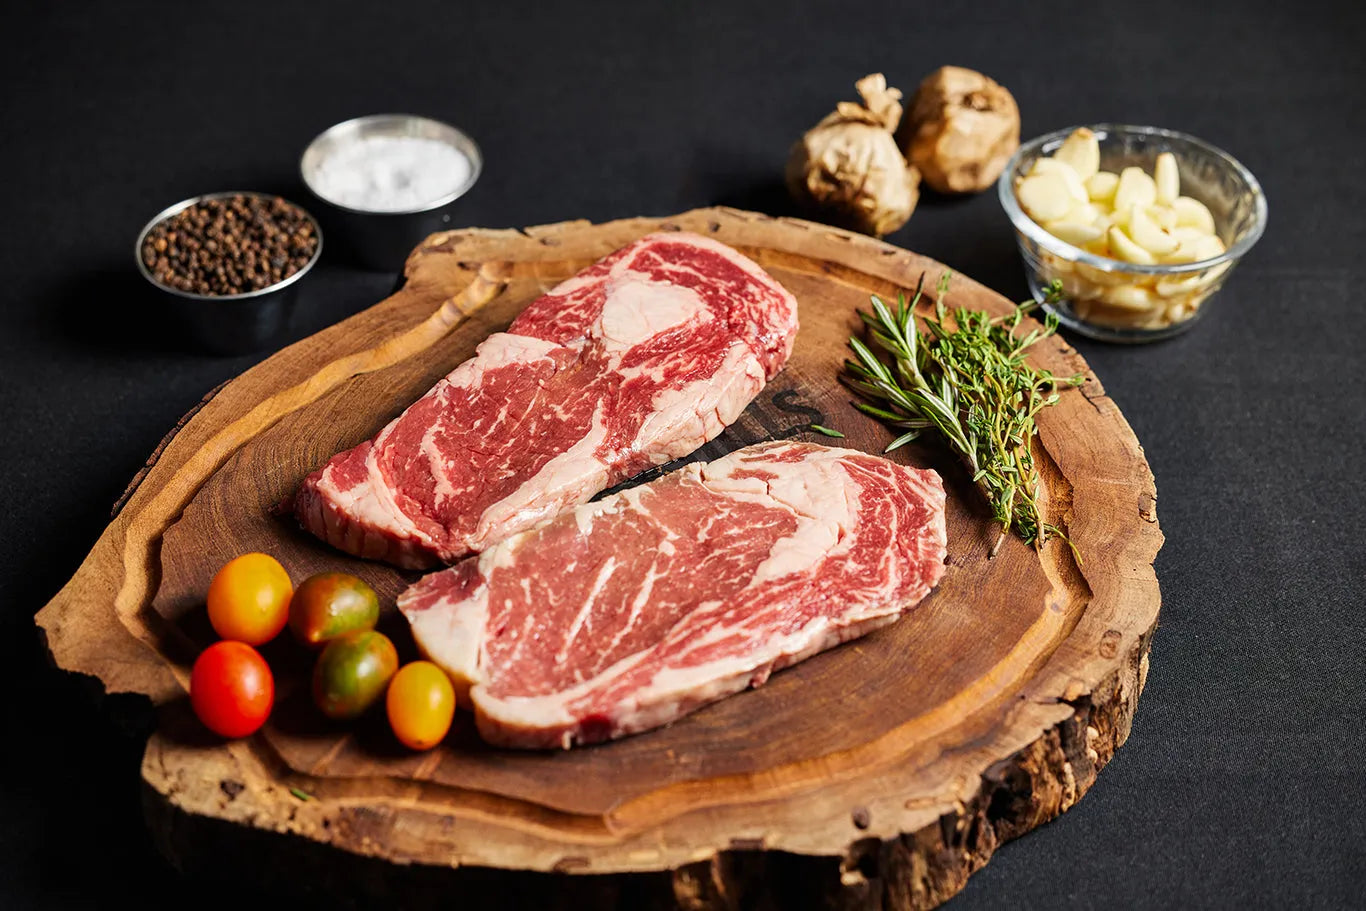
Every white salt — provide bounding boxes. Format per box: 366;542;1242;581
311;135;472;213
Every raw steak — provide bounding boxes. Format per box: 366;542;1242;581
295;232;799;569
398;441;947;749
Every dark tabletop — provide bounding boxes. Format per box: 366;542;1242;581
2;1;1362;908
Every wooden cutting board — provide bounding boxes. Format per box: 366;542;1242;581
36;207;1161;910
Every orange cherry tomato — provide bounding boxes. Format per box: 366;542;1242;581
207;552;293;645
386;661;456;750
190;641;274;738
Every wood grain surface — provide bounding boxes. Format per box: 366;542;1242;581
36;207;1162;910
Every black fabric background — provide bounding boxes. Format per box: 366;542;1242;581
2;1;1362;908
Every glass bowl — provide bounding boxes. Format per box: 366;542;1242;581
998;124;1267;342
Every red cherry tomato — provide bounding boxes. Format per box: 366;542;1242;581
190;641;274;738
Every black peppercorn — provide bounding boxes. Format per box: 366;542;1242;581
142;194;317;296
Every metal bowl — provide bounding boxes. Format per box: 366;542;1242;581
300;114;482;272
135;191;324;355
999;124;1267;343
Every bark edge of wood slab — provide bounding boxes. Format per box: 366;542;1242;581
37;207;1163;910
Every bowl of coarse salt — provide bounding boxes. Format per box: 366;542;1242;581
301;113;481;271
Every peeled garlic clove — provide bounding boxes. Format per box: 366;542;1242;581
1156;261;1231;298
1107;225;1157;264
1187;288;1215;310
1077;259;1128;286
1155;274;1203;298
1029;157;1075;179
1127;206;1179;255
1188;235;1227;261
1159;241;1201;264
1172;196;1216;234
1162;234;1226;265
1154;152;1180;205
1045;219;1105;247
1072;277;1102;300
1039;250;1075;276
1066;201;1104;224
1101;283;1157;311
1090;302;1155;327
1113;167;1158;212
1146;204;1178;231
1147;311;1173;328
1054;127;1101;180
1108;204;1137;230
1016;173;1074;222
1086;170;1119;204
1160;229;1210;261
1030;158;1089;203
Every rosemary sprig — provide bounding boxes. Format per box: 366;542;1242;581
809;424;845;438
844;273;1084;554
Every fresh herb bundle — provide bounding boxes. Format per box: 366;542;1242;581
845;273;1084;553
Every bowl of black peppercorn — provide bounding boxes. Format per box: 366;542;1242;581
136;191;324;355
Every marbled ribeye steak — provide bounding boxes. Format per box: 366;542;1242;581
398;441;947;749
295;232;799;568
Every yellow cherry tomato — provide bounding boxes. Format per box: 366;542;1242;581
207;553;293;645
386;661;456;750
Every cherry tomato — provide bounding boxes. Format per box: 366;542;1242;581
289;572;380;648
207;552;293;645
313;630;398;721
190;641;274;738
386;661;456;750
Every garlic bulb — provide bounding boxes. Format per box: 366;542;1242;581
897;66;1020;195
785;73;921;237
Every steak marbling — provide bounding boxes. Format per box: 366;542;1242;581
294;232;799;568
398;441;947;749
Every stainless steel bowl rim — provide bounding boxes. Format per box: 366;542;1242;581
998;123;1268;276
134;190;324;302
299;113;483;216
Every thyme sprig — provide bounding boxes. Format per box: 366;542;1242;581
844;273;1084;554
